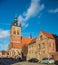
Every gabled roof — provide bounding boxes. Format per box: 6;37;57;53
11;37;33;48
21;37;32;47
41;30;55;39
29;38;36;45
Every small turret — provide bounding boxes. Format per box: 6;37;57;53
30;33;32;39
12;16;18;26
19;23;22;27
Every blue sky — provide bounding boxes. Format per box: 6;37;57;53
0;0;58;50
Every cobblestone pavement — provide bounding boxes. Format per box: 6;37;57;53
0;59;57;65
12;62;55;65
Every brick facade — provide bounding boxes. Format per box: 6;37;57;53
8;17;22;58
36;30;58;60
26;39;37;60
7;17;58;60
8;17;33;59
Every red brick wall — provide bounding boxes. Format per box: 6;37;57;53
36;31;57;60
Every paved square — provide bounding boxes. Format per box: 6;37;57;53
12;62;55;65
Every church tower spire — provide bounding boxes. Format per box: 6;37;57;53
30;33;32;39
12;16;22;27
12;16;18;26
10;16;21;47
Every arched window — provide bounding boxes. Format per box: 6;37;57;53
40;35;43;40
17;30;19;35
13;31;16;34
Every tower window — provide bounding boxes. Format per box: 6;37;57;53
17;30;19;35
13;31;16;34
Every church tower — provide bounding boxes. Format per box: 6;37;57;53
10;16;21;48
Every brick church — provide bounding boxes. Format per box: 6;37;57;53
8;17;34;58
7;16;58;60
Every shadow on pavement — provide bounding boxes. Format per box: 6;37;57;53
0;58;23;65
55;61;58;65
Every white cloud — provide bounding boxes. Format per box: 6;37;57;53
0;29;10;39
48;8;58;13
18;0;44;28
24;0;44;20
24;24;29;28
